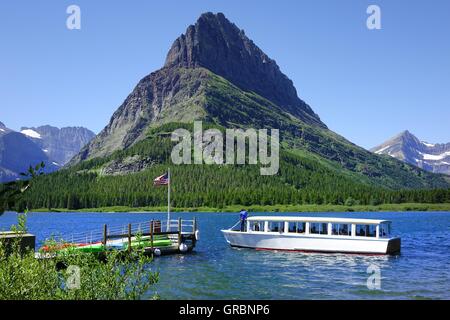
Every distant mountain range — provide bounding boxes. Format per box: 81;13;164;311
20;125;95;166
371;131;450;176
0;122;94;183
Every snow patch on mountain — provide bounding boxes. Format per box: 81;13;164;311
374;145;391;154
422;142;435;147
21;129;42;139
420;151;450;161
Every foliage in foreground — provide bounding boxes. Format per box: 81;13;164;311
0;163;159;300
0;210;159;300
0;240;158;300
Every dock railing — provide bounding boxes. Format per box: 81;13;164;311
42;218;197;250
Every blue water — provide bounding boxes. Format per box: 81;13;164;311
1;211;449;299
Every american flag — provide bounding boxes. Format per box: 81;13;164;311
153;172;169;186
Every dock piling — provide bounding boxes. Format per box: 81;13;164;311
128;223;132;253
178;217;182;245
102;224;107;248
150;220;154;253
193;217;197;246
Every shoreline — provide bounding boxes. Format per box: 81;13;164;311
29;203;450;213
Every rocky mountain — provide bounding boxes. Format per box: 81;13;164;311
0;122;59;183
371;131;450;176
20;125;95;166
70;12;324;164
63;12;449;190
164;12;324;127
0;122;94;183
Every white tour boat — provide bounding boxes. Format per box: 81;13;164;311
221;216;401;255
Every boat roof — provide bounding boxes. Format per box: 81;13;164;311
247;216;390;225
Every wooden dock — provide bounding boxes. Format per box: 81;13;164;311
36;218;198;259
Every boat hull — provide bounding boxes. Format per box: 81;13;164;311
221;230;400;255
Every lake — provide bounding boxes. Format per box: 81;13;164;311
1;211;449;299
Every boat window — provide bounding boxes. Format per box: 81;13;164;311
331;223;351;236
288;222;306;233
269;221;284;232
296;222;306;234
310;223;319;234
379;223;390;238
356;224;376;237
356;225;367;236
251;221;264;232
332;224;337;235
368;225;376;237
288;222;297;233
269;222;276;232
310;222;328;235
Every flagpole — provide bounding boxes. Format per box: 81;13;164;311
167;167;170;231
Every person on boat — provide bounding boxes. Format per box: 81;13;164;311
239;209;248;232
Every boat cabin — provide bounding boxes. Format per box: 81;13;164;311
242;216;392;239
223;216;400;254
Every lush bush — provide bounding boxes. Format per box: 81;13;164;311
0;238;158;300
0;163;159;300
0;212;159;300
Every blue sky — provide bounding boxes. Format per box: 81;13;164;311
1;0;449;149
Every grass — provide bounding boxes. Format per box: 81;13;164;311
30;203;450;214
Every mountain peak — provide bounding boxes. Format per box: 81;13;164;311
372;130;421;152
70;12;329;164
198;12;229;24
371;130;450;176
399;129;414;137
397;130;419;142
164;12;244;68
400;129;411;135
164;12;324;126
